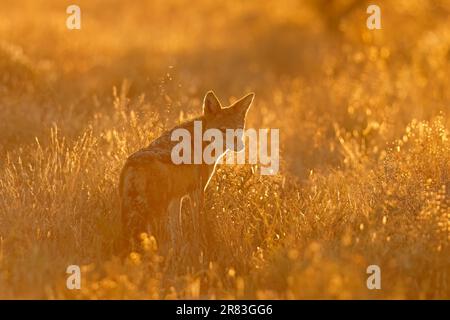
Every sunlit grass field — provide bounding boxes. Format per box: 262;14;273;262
0;0;449;299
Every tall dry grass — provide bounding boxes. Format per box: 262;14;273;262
0;0;449;299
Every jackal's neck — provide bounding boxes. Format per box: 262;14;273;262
171;115;207;133
176;116;228;165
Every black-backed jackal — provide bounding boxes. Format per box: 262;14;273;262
119;91;254;250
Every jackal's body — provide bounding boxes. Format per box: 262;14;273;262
119;91;254;249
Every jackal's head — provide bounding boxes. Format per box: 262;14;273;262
203;91;254;152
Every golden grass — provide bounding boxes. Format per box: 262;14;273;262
0;0;449;299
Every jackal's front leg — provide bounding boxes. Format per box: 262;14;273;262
190;188;203;235
167;196;182;251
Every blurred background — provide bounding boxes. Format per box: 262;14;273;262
1;0;450;174
0;0;449;299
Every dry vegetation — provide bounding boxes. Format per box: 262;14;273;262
0;0;449;299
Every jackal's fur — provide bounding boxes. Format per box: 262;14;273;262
119;91;254;249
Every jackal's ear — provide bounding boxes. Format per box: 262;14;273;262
233;92;255;115
203;91;222;116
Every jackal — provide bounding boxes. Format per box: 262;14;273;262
119;91;254;249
